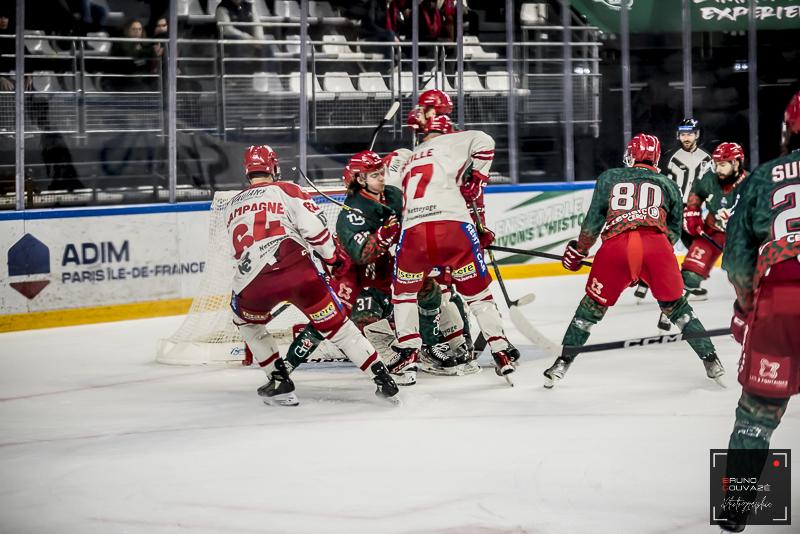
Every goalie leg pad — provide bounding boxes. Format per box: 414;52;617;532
561;295;608;359
438;288;467;351
235;320;280;373
363;318;399;366
659;295;715;358
324;319;379;376
391;293;423;350
463;287;508;353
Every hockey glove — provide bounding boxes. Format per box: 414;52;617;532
321;240;351;279
375;215;400;248
479;227;495;249
561;240;586;271
459;170;488;203
730;300;750;345
683;208;703;237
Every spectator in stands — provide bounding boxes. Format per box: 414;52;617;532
216;0;265;41
0;10;32;92
442;0;479;41
104;19;156;91
357;1;401;56
419;0;443;41
216;0;269;74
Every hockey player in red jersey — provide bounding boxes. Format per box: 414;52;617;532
680;142;748;300
717;91;800;533
391;114;516;380
226;145;399;406
544;133;723;388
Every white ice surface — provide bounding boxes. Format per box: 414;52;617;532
0;270;797;534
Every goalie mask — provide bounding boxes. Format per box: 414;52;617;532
418;89;453;115
624;133;661;168
244;145;280;180
343;150;385;190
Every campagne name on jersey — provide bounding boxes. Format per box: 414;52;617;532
609;206;661;227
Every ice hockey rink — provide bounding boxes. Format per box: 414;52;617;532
0;270;797;534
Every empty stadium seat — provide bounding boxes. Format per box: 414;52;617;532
455;70;495;95
288;71;334;100
485;71;530;96
321;35;368;60
274;0;302;20
357;72;391;98
25;31;61;56
31;71;58;92
421;71;454;92
399;71;414;96
521;3;548;26
253;72;287;93
309;1;346;23
178;0;205;16
463;36;499;60
86;32;112;55
322;72;364;100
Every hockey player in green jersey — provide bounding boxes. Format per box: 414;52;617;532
717;91;800;533
285;151;465;385
681;142;748;299
544;133;723;388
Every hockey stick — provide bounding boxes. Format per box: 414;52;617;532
700;231;724;252
487;244;593;267
469;201;560;363
561;327;731;357
369;101;400;151
292;166;386;226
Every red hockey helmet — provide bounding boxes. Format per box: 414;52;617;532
784;90;800;135
343;150;385;186
406;106;426;130
418;89;453;115
244;145;280;178
712;142;745;163
624;133;661;167
423;114;454;135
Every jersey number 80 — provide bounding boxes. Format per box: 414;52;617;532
609;182;664;211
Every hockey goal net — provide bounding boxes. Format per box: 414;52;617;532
156;187;346;365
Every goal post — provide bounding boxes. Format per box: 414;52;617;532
156;187;347;365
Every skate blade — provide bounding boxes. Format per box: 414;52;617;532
712;375;727;388
504;374;515;387
687;293;708;302
543;373;559;389
262;392;299;407
392;371;417;386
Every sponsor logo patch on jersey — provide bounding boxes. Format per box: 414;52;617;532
452;262;477;281
310;301;337;323
396;268;425;283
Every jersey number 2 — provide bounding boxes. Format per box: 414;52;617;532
232;209;286;259
771;184;800;239
609;182;663;211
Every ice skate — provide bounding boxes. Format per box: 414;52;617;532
387;346;419;386
543;357;572;389
257;359;299;406
419;343;461;375
686;286;708;301
453;341;481;375
506;342;521;366
657;313;672;331
371;361;401;405
492;350;515;386
701;353;726;387
633;282;649;301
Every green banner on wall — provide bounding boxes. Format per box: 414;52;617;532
571;0;800;33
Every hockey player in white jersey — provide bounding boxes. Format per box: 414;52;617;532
226;145;399;406
391;115;516;380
